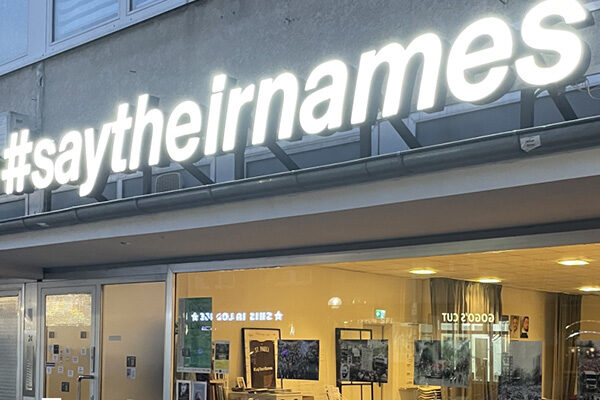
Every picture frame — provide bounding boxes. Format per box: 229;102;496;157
177;380;192;400
236;377;246;389
192;381;208;400
242;328;281;388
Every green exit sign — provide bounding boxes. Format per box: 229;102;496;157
375;309;386;320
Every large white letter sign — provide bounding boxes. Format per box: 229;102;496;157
351;33;445;125
165;101;203;162
516;0;592;86
300;59;349;135
129;94;165;170
447;17;515;103
204;74;232;156
252;72;300;145
54;130;83;185
222;84;256;152
80;123;113;197
31;138;56;190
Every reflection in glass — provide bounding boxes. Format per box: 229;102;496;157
0;2;28;64
53;0;118;41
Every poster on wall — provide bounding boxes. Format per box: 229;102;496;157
242;328;281;389
413;340;471;388
498;341;542;400
214;340;230;374
338;340;388;383
177;298;213;373
509;315;521;339
192;381;208;400
520;316;530;339
577;341;600;400
278;340;320;381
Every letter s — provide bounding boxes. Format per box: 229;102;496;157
516;0;593;86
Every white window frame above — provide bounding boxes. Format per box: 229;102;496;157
0;0;197;78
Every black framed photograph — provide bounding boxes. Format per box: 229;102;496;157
242;328;281;389
176;380;192;400
278;340;320;381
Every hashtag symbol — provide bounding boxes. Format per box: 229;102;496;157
1;130;33;194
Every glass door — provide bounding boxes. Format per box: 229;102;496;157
0;290;21;400
42;287;98;400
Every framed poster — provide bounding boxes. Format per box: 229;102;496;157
338;339;388;383
177;380;192;400
214;340;230;374
192;381;208;400
278;340;320;380
242;328;281;388
177;298;213;373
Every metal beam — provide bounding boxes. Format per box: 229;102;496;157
0;264;43;280
181;162;214;185
549;87;578;121
360;124;372;157
389;118;422;148
520;88;536;129
142;167;153;195
267;142;300;170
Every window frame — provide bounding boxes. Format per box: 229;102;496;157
0;0;196;77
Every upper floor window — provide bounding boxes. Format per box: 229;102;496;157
0;1;28;65
53;0;119;41
130;0;159;10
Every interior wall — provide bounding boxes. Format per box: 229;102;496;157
176;267;430;400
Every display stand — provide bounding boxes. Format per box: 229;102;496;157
335;328;375;400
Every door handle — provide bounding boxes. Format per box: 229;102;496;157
76;374;95;400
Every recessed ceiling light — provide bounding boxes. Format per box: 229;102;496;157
478;278;502;284
409;268;437;275
558;259;589;266
580;286;600;293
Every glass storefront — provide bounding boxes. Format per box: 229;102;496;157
172;244;600;400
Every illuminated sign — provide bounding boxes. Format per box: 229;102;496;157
441;312;496;324
375;309;387;320
194;310;284;323
0;0;593;197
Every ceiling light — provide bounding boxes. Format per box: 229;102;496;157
478;278;502;284
409;269;437;275
328;297;343;309
558;259;589;266
580;286;600;293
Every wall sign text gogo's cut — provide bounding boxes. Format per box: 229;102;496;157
0;0;594;197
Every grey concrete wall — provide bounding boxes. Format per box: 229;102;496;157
0;0;598;141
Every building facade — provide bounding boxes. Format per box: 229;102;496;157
1;0;600;399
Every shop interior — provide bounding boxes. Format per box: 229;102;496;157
174;243;600;400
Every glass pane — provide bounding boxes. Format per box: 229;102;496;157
53;0;118;41
0;1;28;64
130;0;159;10
101;283;165;400
0;296;19;400
45;294;92;400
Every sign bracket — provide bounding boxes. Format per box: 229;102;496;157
266;142;300;171
389;118;422;149
180;162;214;185
548;86;578;121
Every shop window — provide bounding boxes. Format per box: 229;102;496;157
52;0;119;42
173;246;600;400
0;1;28;65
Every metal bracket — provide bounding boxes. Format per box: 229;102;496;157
389;118;422;149
548;86;578;121
180;162;214;185
359;125;373;157
520;88;536;129
267;142;300;171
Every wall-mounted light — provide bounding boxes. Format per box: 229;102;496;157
328;297;343;309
